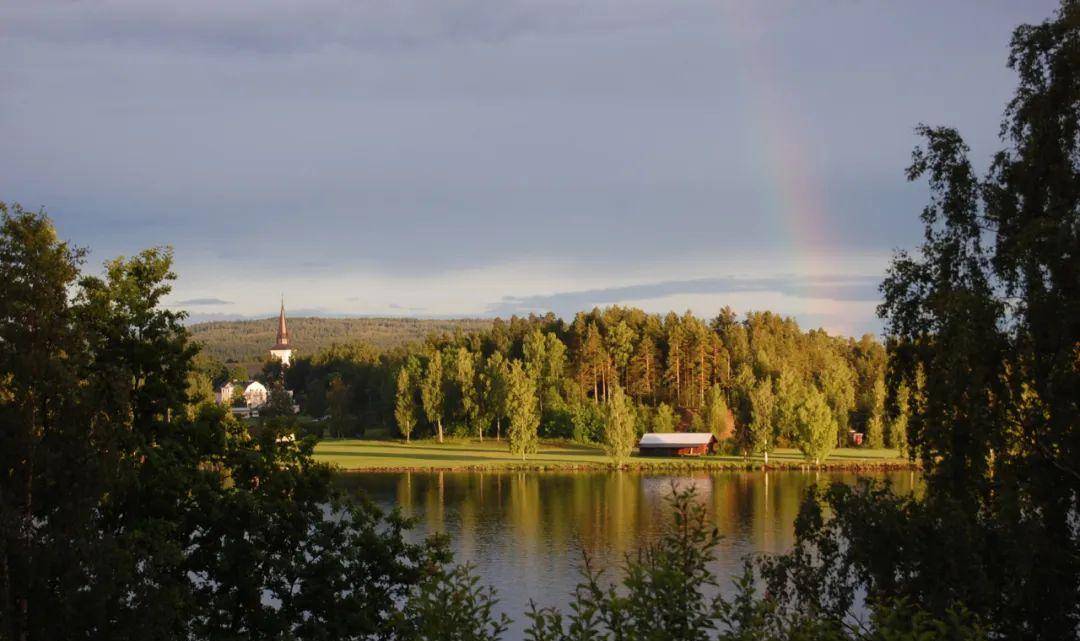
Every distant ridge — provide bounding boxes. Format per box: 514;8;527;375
190;316;493;366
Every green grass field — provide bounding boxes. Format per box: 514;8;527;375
312;438;912;472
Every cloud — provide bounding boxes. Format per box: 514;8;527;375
178;273;885;337
175;297;233;306
345;299;426;312
486;275;881;318
2;0;1053;343
389;303;427;313
0;0;729;54
182;312;250;324
182;308;462;326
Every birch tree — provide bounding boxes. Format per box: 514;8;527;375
506;361;539;459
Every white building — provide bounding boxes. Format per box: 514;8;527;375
217;380;269;408
268;300;293;366
215;300;297;415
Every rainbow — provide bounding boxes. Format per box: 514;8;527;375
719;3;840;326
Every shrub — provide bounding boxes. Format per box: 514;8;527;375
570;401;606;444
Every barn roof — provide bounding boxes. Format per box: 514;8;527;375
638;432;716;447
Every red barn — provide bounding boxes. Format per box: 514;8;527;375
637;433;718;457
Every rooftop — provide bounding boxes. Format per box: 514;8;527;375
638;433;716;447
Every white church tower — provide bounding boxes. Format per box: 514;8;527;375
269;299;293;366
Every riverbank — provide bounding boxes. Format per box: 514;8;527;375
312;438;916;472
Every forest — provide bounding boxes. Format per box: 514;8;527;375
196;306;902;461
189;316;492;368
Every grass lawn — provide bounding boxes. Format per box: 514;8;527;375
312;438;911;472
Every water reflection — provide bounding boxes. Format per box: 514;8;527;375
338;470;917;638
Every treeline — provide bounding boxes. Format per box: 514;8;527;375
189;316;492;369
242;307;907;461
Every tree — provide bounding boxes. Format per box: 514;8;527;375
816;354;855;447
863;378;886;449
185;370;215;416
260;382;295;419
506;360;539;459
0;206;509;640
452;346;480;437
627;334;659;402
326;375;352;436
795;387;836;464
773;366;804;444
605;321;635;389
685;317;716;408
736;7;1080;638
663;317;687;407
603;384;636;462
798;5;1080;635
226;362;248;383
695;384;733;443
421;350;446;443
479;352;510;441
887;381;910;455
394;366;418;442
581;323;606;403
0;204;86;641
231;383;247;407
730;363;757;433
652;402;676;433
524;329;567;414
570;400;606;444
748;379;776;463
303;377;328;417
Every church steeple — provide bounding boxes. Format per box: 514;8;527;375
274;298;289;348
269;297;293;366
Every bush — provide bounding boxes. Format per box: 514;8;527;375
295;417;326;439
446;420;472;439
570;401;606;444
540;406;575;439
652;403;677;433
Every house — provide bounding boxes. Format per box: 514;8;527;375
216;381;239;405
217;380;269;408
637;432;718;457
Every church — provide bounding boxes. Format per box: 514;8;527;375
268;299;293;366
215;301;295;412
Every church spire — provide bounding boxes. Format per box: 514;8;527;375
274;297;289;348
269;297;294;366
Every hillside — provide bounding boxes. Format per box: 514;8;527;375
189;316;493;366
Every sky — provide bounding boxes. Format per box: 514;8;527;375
0;0;1060;336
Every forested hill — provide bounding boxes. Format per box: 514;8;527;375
189;316;493;366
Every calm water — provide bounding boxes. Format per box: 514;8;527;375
339;470;918;637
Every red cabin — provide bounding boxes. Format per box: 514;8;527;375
637;433;719;457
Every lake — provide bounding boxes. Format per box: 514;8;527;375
339;470;918;637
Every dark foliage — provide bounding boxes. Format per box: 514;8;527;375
0;204;505;641
760;3;1080;638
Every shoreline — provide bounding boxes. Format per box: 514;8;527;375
333;462;920;474
315;439;919;474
